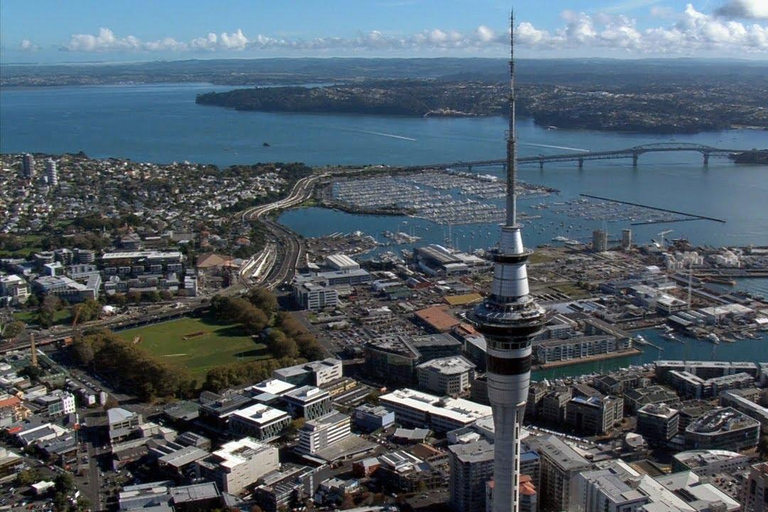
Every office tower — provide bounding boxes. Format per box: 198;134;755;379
469;12;547;512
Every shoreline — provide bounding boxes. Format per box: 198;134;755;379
534;348;643;370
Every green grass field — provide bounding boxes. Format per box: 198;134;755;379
118;317;271;378
14;309;72;326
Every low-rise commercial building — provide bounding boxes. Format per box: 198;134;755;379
353;404;395;432
416;356;475;396
565;395;624;435
685;407;760;452
228;403;291;441
296;411;352;456
672;450;750;475
273;358;343;387
282;386;332;421
380;388;491;433
197;437;279;495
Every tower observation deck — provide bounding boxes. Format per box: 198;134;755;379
468;12;547;512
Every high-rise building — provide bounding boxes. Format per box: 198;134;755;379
46;159;58;187
22;153;36;179
592;229;608;252
449;440;495;512
469;13;547;512
742;462;768;512
621;229;632;250
637;403;679;446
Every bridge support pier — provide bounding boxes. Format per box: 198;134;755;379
703;153;709;166
578;157;584;169
539;160;544;170
467;165;473;172
632;153;639;167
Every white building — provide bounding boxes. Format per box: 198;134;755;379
416;356;476;396
36;391;76;417
296;411;352;456
0;275;30;306
45;159;58;187
197;437;279;495
228;403;291;442
380;388;491;433
293;280;339;311
273;358;342;387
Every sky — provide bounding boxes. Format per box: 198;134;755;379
1;0;767;63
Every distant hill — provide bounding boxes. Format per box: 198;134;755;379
3;57;768;87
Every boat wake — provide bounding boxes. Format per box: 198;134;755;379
521;142;590;153
355;130;417;142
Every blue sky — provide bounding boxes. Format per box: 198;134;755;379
1;0;767;63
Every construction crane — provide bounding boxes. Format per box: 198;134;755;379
657;230;673;249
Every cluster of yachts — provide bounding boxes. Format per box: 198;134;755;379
543;198;681;224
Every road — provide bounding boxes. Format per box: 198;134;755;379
2;172;326;355
239;173;326;289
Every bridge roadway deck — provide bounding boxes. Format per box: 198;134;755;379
406;143;742;170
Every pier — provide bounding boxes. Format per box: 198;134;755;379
579;194;726;224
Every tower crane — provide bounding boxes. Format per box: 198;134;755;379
657;230;673;249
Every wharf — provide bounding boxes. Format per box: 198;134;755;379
534;348;642;370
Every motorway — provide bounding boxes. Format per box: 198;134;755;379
2;173;326;355
239;173;326;290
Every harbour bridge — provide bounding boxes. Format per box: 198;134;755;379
419;143;742;171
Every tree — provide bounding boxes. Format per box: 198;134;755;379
267;329;299;359
239;304;269;335
16;469;42;486
55;472;75;494
38;294;62;328
126;291;142;304
71;299;101;323
286;417;306;437
25;293;39;308
247;288;278;316
72;337;95;366
340;494;356;510
143;291;162;303
1;320;25;340
160;290;173;301
110;293;127;306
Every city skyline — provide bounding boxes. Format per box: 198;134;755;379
1;0;767;63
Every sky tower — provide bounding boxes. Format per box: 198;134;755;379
470;11;547;512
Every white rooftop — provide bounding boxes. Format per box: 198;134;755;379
248;379;296;396
232;403;290;426
211;437;273;470
380;388;491;425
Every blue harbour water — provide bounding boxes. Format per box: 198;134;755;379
2;83;766;377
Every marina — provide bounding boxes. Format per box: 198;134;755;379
329;170;554;225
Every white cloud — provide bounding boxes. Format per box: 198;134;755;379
512;4;767;54
715;0;768;20
63;28;142;52
190;29;249;51
18;39;40;52
54;5;768;57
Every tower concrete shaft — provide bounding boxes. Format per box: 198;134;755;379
471;11;546;512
